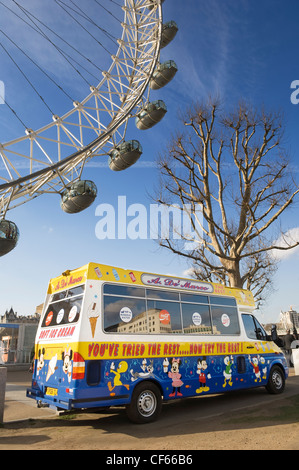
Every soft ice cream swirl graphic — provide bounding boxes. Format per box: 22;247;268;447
88;302;99;338
46;354;58;381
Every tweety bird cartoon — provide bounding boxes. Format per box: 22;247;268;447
108;361;130;395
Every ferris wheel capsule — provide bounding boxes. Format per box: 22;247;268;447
161;21;178;49
0;219;20;256
60;180;97;214
150;60;178;90
135;100;167;130
108;140;143;171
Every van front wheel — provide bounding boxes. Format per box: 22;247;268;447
126;382;162;424
265;366;285;394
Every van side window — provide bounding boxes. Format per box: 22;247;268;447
104;296;147;333
103;283;241;336
147;299;182;334
181;303;212;334
210;305;240;335
242;314;267;340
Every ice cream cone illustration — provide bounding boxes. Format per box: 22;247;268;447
89;316;98;338
163;358;169;373
46;354;58;381
88;302;99;338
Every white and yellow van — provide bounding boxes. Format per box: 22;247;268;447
27;262;288;423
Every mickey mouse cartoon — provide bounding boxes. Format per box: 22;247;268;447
36;348;45;373
62;347;73;383
196;356;211;393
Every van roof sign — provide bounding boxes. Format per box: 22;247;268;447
141;273;214;293
47;262;255;307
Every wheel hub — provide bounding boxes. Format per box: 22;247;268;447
138;391;157;417
272;371;283;389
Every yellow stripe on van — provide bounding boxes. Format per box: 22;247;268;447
36;340;281;362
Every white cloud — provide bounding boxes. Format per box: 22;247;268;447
271;228;299;260
182;267;196;278
42;225;54;234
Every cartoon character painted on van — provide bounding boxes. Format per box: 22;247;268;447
165;357;184;397
260;357;268;379
223;355;234;388
36;348;45;373
62;347;73;383
107;360;130;395
196;357;211;393
130;359;155;382
249;355;269;383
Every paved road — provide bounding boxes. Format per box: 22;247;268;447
3;369;299;423
4;371;56;422
1;370;299;450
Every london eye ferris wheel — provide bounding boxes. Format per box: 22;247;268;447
0;0;178;256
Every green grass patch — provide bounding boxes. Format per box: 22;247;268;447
58;413;77;420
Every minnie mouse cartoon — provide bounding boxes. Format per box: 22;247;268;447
165;357;184;397
62;347;73;383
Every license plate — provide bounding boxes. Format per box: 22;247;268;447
46;387;58;396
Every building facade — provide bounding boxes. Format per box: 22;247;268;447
277;307;299;333
0;307;40;364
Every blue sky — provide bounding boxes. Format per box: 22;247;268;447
1;0;299;324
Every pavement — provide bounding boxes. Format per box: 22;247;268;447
1;367;297;424
2;369;57;423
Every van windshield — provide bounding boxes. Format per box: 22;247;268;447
42;285;85;328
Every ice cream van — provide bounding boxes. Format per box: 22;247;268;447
27;262;288;423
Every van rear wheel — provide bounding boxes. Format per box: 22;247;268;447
126;381;162;424
265;365;285;394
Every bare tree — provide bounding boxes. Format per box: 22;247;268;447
156;99;299;305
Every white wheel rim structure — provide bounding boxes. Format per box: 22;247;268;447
0;0;163;217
